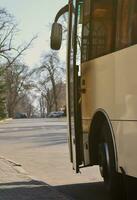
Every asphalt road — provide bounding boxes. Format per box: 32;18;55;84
0;118;110;200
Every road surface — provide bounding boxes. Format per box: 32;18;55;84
0;118;110;200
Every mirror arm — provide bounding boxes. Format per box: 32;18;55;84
54;4;69;22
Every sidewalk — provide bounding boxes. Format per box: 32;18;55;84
0;157;72;200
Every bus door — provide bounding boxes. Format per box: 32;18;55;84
67;0;83;173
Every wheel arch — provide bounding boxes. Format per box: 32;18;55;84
89;109;118;171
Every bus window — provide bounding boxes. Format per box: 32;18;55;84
89;0;115;59
116;0;137;50
81;0;91;62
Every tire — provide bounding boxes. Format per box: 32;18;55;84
98;122;124;200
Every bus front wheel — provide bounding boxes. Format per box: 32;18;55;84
98;122;123;200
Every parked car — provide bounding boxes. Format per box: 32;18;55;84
15;112;27;119
47;111;65;118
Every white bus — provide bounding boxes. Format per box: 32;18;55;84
51;0;137;199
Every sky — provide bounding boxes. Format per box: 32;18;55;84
1;0;67;67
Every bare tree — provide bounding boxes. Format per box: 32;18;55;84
36;51;64;113
4;62;34;117
0;8;16;58
35;81;54;115
0;8;37;65
15;93;36;118
0;8;37;118
0;67;7;118
39;93;46;118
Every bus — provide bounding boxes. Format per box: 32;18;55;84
50;0;137;199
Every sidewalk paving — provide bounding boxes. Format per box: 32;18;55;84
0;157;72;200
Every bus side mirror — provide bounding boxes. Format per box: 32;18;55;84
50;22;62;50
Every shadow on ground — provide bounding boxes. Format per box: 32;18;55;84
0;180;111;200
55;181;110;200
0;180;68;200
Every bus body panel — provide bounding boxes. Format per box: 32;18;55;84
112;121;137;178
81;44;137;177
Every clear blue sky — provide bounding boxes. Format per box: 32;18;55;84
1;0;67;66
